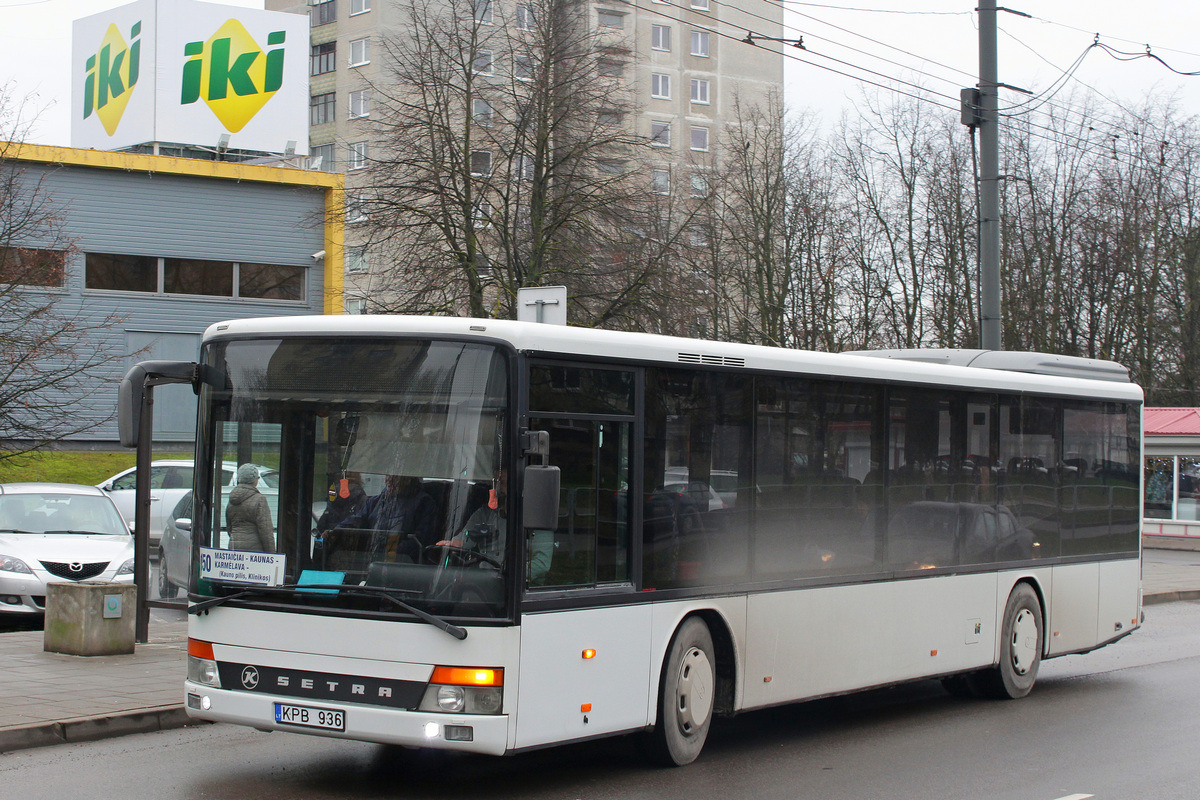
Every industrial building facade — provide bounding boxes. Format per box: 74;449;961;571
2;145;343;444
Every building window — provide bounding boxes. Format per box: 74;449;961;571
309;143;334;170
239;263;305;301
598;109;623;126
311;42;336;75
652;25;671;51
515;154;535;181
85;253;157;292
691;78;710;104
349;38;370;67
598;59;624;77
598;159;625;174
691;0;710;9
474;0;492;22
690;126;709;151
471;150;493;176
350;0;370;15
473;98;494;125
598;10;624;28
1;247;66;287
691;30;710;57
516;4;536;30
690;172;710;197
346;192;368;223
650;121;671;147
345;298;367;314
515;55;535;80
349;89;371;118
311;0;336;27
346;246;369;274
348;141;369;169
474;49;494;74
310;92;335;125
651;169;670;194
651;73;670;99
688;226;709;248
164;258;234;297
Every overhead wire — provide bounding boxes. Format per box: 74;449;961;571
635;0;963;114
633;1;1182;172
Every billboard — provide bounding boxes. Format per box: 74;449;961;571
72;0;308;154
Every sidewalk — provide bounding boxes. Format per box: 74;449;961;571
2;543;1199;754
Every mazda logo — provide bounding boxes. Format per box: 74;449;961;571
69;562;83;573
241;666;260;689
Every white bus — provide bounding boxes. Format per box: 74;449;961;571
121;316;1142;766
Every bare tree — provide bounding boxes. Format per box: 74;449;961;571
0;86;131;462
357;0;673;325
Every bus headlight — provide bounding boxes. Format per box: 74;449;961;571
417;665;503;715
187;639;221;688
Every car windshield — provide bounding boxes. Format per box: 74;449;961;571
194;337;510;621
0;493;127;535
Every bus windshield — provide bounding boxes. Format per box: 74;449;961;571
193;336;511;621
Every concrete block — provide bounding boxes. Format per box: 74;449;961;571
44;582;137;656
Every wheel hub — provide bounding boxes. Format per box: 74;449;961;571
1010;607;1038;675
676;646;714;733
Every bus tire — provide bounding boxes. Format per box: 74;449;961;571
977;583;1042;699
646;617;716;767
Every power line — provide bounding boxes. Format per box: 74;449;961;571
635;0;1180;173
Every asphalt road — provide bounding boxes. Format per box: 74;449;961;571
3;600;1200;800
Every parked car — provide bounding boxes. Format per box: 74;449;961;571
98;460;278;546
158;491;194;599
0;483;134;615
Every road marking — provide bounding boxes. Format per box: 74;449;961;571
1053;795;1094;800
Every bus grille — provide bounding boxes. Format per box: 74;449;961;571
677;352;745;368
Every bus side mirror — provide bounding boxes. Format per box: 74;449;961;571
523;465;560;530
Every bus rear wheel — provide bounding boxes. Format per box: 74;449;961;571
976;582;1042;699
646;617;716;767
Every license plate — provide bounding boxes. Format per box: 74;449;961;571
274;702;345;731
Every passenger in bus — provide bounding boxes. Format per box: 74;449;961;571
334;474;437;563
227;463;275;552
437;471;553;584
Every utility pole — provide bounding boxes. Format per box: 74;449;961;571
977;0;1002;351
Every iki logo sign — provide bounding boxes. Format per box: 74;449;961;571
181;20;286;133
82;21;141;135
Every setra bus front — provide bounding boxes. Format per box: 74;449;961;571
148;328;555;753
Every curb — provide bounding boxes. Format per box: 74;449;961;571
0;705;199;754
1144;589;1200;606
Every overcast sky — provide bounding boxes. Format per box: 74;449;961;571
2;0;1198;145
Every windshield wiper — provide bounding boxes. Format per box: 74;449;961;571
0;528;39;535
43;530;113;536
188;582;468;640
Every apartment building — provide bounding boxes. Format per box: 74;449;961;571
267;0;784;314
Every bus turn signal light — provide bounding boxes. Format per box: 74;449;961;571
188;639;215;660
430;666;504;687
582;649;596;659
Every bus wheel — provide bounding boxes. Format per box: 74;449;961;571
647;617;716;767
977;583;1042;699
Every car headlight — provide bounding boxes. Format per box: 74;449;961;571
0;554;33;574
115;558;135;576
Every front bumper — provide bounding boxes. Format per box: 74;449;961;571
184;682;510;755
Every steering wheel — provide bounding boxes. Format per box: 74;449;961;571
423;544;502;570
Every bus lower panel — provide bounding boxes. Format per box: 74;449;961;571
184;682;509;755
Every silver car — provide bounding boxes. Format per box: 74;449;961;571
98;460;278;546
0;483;134;615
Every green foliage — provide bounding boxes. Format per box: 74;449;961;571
0;451;141;486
